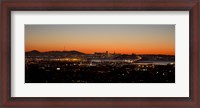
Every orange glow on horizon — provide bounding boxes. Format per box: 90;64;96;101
25;47;175;55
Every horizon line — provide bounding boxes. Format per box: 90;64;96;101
25;50;175;56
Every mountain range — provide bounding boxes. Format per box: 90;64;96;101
26;50;85;56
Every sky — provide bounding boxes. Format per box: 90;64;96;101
25;25;175;55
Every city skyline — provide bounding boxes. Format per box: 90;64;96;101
25;25;175;55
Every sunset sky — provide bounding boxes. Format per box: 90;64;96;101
25;25;175;55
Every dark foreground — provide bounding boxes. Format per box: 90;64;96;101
25;60;175;83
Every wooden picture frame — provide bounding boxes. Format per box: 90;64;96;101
0;0;199;107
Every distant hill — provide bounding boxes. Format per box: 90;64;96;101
25;50;85;57
25;50;41;55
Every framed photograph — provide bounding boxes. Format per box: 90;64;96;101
0;0;199;107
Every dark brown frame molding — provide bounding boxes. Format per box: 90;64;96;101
0;0;199;108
